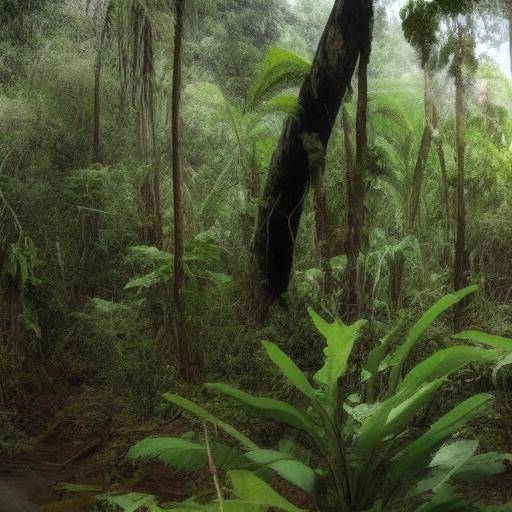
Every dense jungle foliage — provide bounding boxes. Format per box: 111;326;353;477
2;0;512;511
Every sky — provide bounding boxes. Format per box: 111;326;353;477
389;0;511;77
286;0;511;78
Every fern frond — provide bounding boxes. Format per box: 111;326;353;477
247;47;311;110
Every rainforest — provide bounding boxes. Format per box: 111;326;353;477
1;0;512;511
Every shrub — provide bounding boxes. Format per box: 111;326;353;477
101;286;512;511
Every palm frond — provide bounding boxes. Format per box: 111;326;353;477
247;47;311;111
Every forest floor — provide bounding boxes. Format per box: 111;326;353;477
3;377;512;511
0;383;311;512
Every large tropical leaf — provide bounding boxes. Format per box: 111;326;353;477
206;383;315;436
408;440;479;500
245;449;316;495
128;436;246;471
163;394;257;451
308;307;366;391
398;346;502;393
385;285;479;390
357;379;443;456
228;470;305;512
391;394;494;478
453;331;512;351
262;341;317;401
454;451;512;482
362;316;406;381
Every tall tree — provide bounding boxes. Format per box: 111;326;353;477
171;0;194;381
344;18;373;321
89;0;163;245
452;21;469;328
432;102;451;266
90;0;109;164
135;6;163;247
251;0;373;314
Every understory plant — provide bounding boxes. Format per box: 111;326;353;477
102;285;512;512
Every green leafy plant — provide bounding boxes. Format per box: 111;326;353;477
102;286;512;511
124;231;232;292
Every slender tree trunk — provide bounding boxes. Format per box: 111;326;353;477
432;103;450;266
92;20;107;164
303;135;332;291
344;17;372;322
171;0;195;381
250;0;373;317
388;65;432;317
138;14;163;248
453;37;467;329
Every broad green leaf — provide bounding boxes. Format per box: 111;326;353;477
398;346;502;393
391;394;494;478
206;383;315;436
416;484;474;512
429;440;479;491
385;285;478;389
454;452;512;481
128;437;206;470
385;379;445;436
357;380;443;456
262;341;316;401
246;449;316;495
363;316;406;381
308;307;366;391
229;470;305;512
453;330;512;351
163;394;257;451
128;436;246;471
409;440;479;499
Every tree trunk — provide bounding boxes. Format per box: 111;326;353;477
405;65;432;235
251;0;373;314
432;103;450;266
171;0;196;382
138;13;163;248
92;20;107;164
453;36;467;329
388;65;432;317
304;135;332;292
344;28;372;322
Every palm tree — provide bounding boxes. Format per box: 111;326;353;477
89;0;163;247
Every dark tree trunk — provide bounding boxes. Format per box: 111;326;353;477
171;0;196;382
92;20;107;164
344;29;372;322
251;0;373;312
453;37;467;329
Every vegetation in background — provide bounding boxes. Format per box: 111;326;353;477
1;0;512;510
